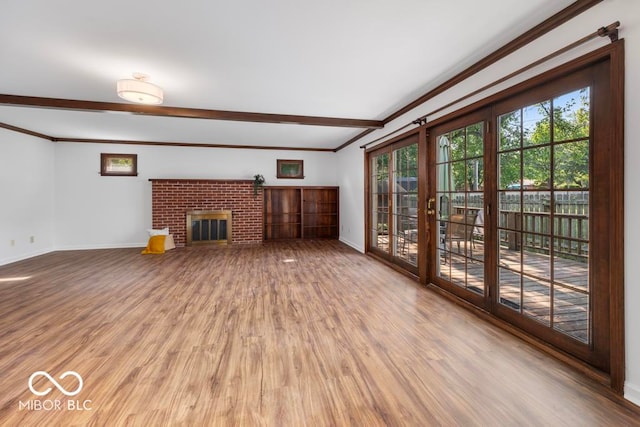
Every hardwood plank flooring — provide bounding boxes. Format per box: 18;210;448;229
0;241;638;426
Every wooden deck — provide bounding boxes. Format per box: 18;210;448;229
441;241;589;343
379;235;590;343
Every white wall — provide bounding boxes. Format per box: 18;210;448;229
54;142;338;249
0;128;55;265
616;0;640;405
337;141;365;252
337;0;640;405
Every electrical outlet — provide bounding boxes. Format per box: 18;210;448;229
30;236;35;243
10;239;15;247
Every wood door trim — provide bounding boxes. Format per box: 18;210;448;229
418;126;429;283
607;40;625;393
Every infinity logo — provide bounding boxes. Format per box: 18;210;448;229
28;371;83;397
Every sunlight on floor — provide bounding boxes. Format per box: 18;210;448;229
0;276;32;283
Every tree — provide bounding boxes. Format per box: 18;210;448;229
498;110;522;189
550;89;589;188
446;124;484;192
497;88;589;190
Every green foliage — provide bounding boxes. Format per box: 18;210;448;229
374;87;590;198
253;174;265;197
110;158;132;166
445;124;484;191
499;151;519;189
498;88;590;190
394;144;418;173
555;140;589;188
374;153;389;180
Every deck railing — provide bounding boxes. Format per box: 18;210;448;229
497;211;588;260
453;191;589;261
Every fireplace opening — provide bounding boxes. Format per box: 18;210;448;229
186;210;232;246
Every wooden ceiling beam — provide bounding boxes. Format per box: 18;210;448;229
0;94;384;129
0;121;54;141
54;137;335;152
0;118;335;151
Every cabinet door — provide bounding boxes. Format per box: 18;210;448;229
302;188;338;239
264;188;302;239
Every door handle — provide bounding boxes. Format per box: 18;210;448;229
427;197;436;215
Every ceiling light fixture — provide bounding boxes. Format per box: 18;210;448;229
117;73;163;105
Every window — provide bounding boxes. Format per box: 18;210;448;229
276;159;304;179
100;153;138;176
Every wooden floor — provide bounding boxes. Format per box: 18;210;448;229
0;241;638;426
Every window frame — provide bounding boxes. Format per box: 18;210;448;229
100;153;138;177
276;159;304;179
365;131;420;275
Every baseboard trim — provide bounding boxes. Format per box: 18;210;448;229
0;248;56;266
0;244;149;266
625;382;640;407
339;237;364;253
55;242;146;251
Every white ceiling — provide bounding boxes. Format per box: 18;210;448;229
0;0;575;150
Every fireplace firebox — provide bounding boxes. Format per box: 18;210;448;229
186;210;232;246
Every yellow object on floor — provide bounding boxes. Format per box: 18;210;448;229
141;235;166;254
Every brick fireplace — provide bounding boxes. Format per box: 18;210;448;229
150;179;263;247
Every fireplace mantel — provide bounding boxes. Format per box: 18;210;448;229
148;178;254;184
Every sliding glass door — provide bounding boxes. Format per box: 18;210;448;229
427;60;614;371
368;134;419;273
370;152;390;253
434;116;487;306
496;88;591;342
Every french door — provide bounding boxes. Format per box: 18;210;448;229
429;60;614;371
369;134;419;274
433;110;489;310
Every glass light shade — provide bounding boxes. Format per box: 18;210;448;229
117;78;163;105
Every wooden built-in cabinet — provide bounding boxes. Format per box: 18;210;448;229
263;187;302;240
264;187;338;240
302;187;339;238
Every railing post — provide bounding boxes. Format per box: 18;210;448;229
507;211;520;250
